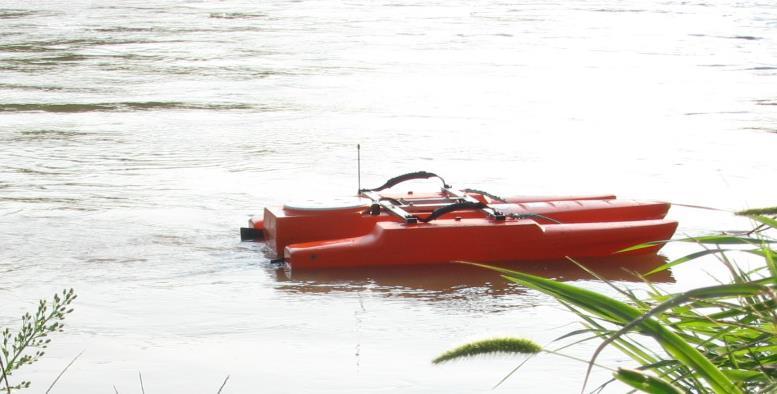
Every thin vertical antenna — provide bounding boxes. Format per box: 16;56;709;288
357;144;361;195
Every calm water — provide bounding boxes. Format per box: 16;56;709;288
1;0;775;392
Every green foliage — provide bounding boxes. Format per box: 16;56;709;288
492;267;746;393
432;338;542;364
1;289;77;393
436;208;777;393
614;368;683;394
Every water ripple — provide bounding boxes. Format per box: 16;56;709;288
0;102;258;113
0;9;40;19
209;12;268;19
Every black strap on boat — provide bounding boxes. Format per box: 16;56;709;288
418;201;487;223
360;171;451;192
461;188;507;203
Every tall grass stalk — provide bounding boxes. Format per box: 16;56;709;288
1;289;76;393
434;207;777;393
45;350;83;393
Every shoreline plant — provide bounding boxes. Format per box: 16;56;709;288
434;207;777;393
1;289;76;393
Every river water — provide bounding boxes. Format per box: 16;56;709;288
1;0;775;392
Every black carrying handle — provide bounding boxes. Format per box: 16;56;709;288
360;171;450;192
419;201;486;223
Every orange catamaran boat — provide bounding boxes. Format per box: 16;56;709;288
241;171;677;269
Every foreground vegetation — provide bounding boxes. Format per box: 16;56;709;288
0;289;76;393
435;207;777;393
0;290;231;393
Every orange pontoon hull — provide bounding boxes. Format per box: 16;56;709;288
284;219;678;269
258;197;671;255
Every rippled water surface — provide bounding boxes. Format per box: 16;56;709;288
1;0;776;392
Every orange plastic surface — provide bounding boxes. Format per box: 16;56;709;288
284;219;678;269
250;190;677;269
262;207;384;255
258;198;670;255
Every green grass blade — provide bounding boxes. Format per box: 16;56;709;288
707;299;777;320
745;214;777;230
470;264;743;394
621;236;776;254
682;235;775;245
645;249;739;276
680;283;768;299
614;368;683;394
619;240;669;253
763;246;777;281
591;282;769;371
721;368;770;382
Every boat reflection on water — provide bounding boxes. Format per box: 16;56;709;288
272;254;674;298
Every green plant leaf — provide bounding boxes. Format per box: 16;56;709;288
763;246;777;281
645;249;739;276
448;209;777;393
619;240;670;253
721;368;769;382
682;235;775;245
464;263;743;394
746;214;777;230
621;236;776;254
614;368;683;394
